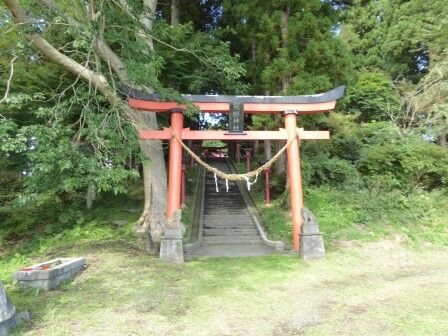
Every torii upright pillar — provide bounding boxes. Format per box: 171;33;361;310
167;110;184;219
284;110;303;251
159;109;185;264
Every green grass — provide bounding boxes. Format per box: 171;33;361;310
3;238;448;335
1;165;448;334
0;195;141;285
252;184;448;248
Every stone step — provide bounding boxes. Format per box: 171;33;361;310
194;159;273;254
203;216;253;222
203;225;256;230
204;200;246;203
205;198;244;200
204;210;248;214
204;222;255;228
203;228;259;236
204;197;245;201
203;213;252;219
205;196;242;199
204;201;244;204
203;213;252;218
187;243;276;257
203;209;248;213
204;203;245;206
202;236;262;243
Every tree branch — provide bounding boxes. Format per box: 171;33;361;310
39;0;132;87
4;0;119;105
0;56;18;104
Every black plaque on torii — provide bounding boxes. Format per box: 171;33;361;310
228;102;244;133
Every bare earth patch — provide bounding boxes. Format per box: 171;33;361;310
10;240;448;335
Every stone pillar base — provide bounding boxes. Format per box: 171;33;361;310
159;227;184;263
299;208;326;260
300;234;325;260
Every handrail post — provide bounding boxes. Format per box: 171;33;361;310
264;167;271;205
181;162;187;206
245;148;251;172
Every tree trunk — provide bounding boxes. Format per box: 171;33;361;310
132;0;169;252
280;5;290;92
276;6;290;177
253;140;259;154
438;133;447;146
264;139;272;160
274;140;286;175
171;0;179;26
132;111;167;251
86;183;96;209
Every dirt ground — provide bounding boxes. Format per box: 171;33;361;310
13;239;448;336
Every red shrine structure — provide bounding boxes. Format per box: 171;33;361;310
126;85;345;253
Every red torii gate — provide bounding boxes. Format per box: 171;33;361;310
126;85;345;252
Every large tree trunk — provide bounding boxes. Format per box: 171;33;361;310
130;0;169;252
275;6;290;176
131;110;168;251
438;133;447;146
280;5;290;92
274;140;286;175
264;139;272;160
253;140;259;154
171;0;179;26
86;183;96;209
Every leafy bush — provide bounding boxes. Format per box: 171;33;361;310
342;71;401;122
257;185;448;246
302;153;358;187
358;136;448;190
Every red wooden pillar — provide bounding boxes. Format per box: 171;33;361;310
245;149;251;172
181;162;187;206
284;110;303;252
264;167;271;205
167;110;184;219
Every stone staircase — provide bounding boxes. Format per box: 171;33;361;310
186;158;277;257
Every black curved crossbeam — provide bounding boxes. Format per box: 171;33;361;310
121;85;345;104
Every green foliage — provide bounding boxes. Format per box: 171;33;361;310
155;21;247;94
340;0;385;69
358;135;448;191
0;189;140;250
0;88;140;207
302;154;359;186
306;186;448;245
221;0;354;95
202;140;226;148
341;0;448;81
256;185;448;247
343;71;401;122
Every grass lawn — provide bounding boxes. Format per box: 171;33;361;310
3;238;448;335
